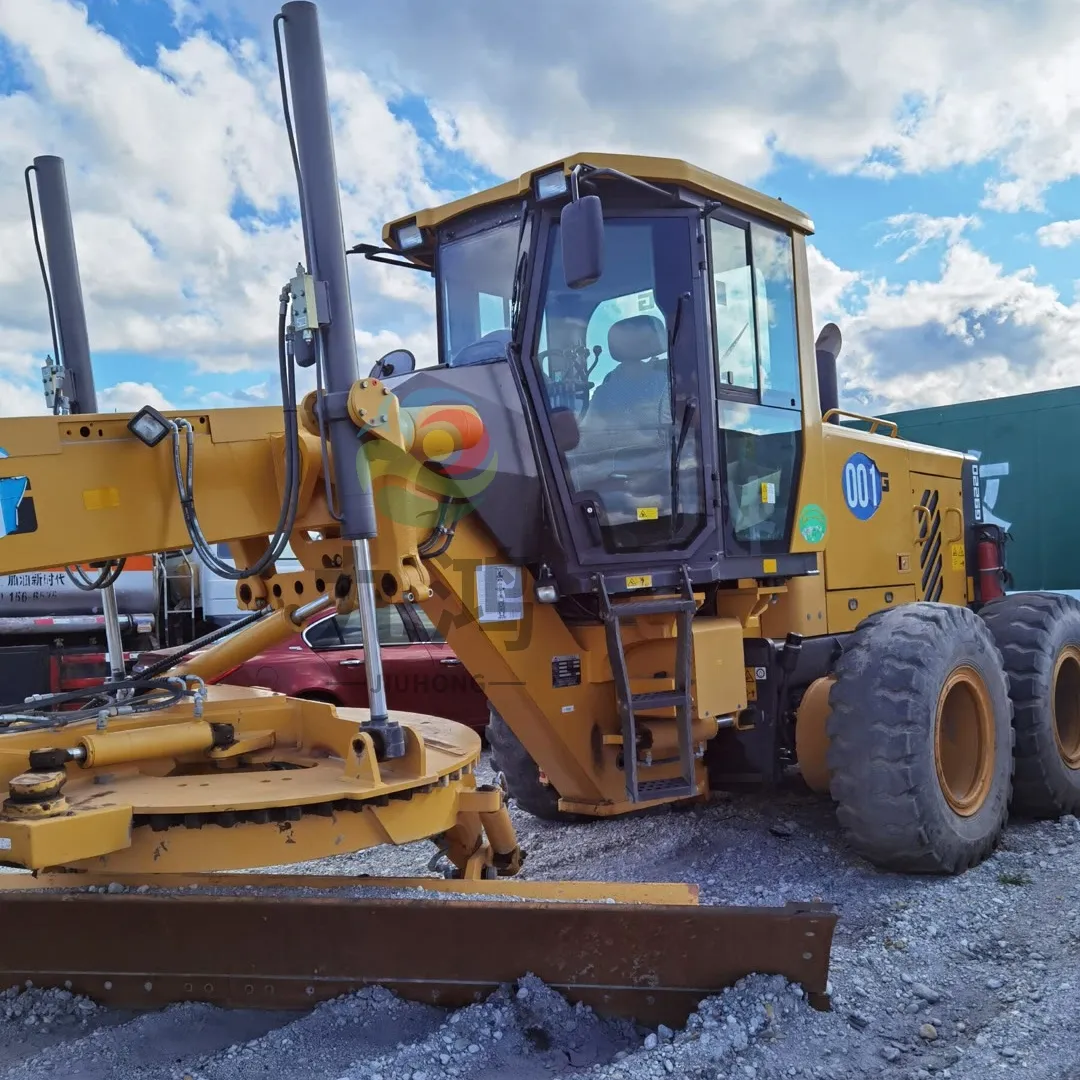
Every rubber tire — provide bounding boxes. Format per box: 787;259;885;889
485;707;591;823
979;591;1080;818
826;602;1013;874
296;691;340;705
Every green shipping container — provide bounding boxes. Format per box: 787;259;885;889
880;386;1080;594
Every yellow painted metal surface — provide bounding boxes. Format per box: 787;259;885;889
382;151;814;252
0;410;343;593
0;687;505;873
173;601;324;681
760;566;827;637
824;584;917;634
817;421;966;612
77;721;214;768
691;618;749;720
910;472;967;605
1;805;133;870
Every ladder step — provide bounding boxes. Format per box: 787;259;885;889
637;777;697;800
630;690;687;711
609;598;698;619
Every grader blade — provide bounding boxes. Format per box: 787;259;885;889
0;874;836;1026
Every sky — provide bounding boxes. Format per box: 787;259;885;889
1;0;1080;418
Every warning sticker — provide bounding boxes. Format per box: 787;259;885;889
0;837;10;850
950;541;965;571
744;666;758;703
475;565;524;623
552;654;581;688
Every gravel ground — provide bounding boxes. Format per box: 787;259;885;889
3;754;1080;1080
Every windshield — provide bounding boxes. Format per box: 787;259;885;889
438;222;519;367
531;216;705;554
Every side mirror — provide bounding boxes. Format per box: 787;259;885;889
369;348;416;379
549;407;581;453
561;194;604;290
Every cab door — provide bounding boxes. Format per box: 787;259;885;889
911;472;967;605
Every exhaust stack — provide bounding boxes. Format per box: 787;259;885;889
29;155;97;415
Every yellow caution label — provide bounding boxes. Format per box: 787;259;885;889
626;575;653;590
763;558;778;574
950;541;965;571
82;487;120;511
636;507;659;520
744;666;758;702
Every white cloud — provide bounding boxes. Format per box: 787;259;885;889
806;244;861;324
833;239;1080;412
0;0;446;409
1037;220;1080;248
98;381;174;413
205;0;1080;213
0;377;49;417
879;213;981;262
4;0;1080;434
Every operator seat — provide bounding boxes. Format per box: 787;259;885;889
586;314;671;424
569;314;677;526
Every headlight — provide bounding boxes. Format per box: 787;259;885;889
127;405;171;448
534;169;568;200
395;223;423;250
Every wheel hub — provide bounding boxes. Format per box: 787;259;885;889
1052;645;1080;769
934;665;995;816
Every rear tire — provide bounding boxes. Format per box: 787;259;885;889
979;591;1080;818
486;708;590;823
827;602;1013;873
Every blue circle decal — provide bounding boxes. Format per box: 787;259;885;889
841;452;883;520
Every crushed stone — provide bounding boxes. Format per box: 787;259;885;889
3;754;1080;1078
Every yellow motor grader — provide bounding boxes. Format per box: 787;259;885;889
2;0;1078;1025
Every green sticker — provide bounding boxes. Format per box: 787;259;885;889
798;503;827;544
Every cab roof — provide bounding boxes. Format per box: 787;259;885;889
381;151;815;251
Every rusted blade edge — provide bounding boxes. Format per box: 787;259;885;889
0;871;701;906
0;893;837;1027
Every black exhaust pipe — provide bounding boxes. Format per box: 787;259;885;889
815;322;841;424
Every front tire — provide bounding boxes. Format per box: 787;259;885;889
979;591;1080;817
485;707;590;823
827;602;1013;873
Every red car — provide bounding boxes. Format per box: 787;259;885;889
142;602;490;732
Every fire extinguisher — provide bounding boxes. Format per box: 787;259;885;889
974;523;1011;602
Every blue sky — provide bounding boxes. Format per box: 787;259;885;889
2;0;1080;417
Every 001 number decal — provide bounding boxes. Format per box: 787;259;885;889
842;452;882;520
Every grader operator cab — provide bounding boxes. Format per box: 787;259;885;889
3;0;1080;1022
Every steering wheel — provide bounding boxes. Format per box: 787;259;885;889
537;345;594;409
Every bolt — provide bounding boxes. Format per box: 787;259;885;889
361;380;369;389
379;414;388;423
358;409;366;418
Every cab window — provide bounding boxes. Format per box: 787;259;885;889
708;215;800;408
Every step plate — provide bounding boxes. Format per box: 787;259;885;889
636;777;697;800
0;878;837;1026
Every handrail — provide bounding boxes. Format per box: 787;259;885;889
821;408;899;437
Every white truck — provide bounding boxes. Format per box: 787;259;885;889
0;545;300;703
